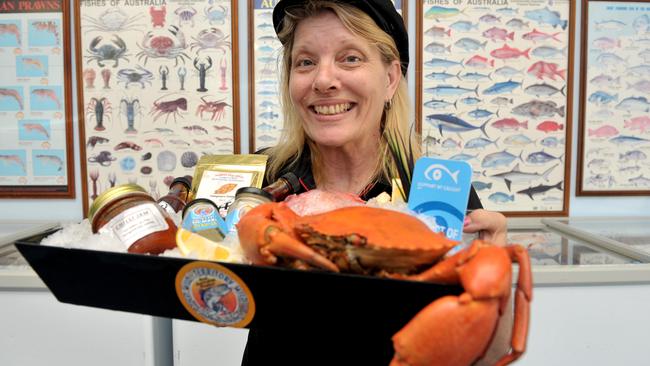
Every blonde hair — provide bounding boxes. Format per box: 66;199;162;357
266;0;420;187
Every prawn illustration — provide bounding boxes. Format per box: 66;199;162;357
35;154;63;171
22;123;49;138
0;23;21;45
21;58;46;73
0;88;24;109
31;88;61;109
31;21;59;44
0;154;26;172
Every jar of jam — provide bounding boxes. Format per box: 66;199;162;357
157;176;193;215
224;187;273;234
88;184;178;255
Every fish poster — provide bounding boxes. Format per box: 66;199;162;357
0;0;74;198
249;0;404;152
578;0;650;195
417;0;573;215
76;0;240;213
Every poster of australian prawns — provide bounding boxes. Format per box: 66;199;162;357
417;0;574;215
578;0;650;195
0;0;74;197
76;0;240;213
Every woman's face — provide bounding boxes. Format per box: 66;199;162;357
289;11;400;149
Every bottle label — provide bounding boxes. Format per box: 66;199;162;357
99;203;169;249
158;200;177;216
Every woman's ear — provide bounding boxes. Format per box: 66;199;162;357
386;60;402;100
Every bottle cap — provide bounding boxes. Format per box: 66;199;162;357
171;176;192;190
235;187;274;201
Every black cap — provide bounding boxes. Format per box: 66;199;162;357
273;0;409;75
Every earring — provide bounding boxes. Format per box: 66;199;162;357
384;99;392;111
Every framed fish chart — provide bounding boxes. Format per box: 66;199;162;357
577;0;650;195
416;0;575;216
248;0;406;152
0;0;75;198
75;0;240;214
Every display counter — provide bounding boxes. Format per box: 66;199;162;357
1;218;649;365
0;221;172;366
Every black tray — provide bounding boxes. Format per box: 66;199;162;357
15;228;461;333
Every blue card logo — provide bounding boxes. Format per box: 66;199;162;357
408;158;472;241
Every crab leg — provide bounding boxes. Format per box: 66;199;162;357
237;204;339;272
391;241;532;366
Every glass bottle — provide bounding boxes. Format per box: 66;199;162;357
262;172;301;202
157;176;193;215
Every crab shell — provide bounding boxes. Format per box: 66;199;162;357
244;204;459;275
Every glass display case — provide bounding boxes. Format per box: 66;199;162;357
507;225;637;267
542;217;650;263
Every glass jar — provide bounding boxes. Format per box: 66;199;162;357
224;187;273;234
181;198;227;242
157;176;193;215
88;184;178;255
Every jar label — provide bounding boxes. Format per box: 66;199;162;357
99;203;169;248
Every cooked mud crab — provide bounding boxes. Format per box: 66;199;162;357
237;198;532;366
137;26;189;66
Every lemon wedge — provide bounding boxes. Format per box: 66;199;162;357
176;228;231;261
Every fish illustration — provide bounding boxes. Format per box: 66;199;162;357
596;53;626;67
517;181;563;200
424;85;478;97
527;61;565;80
481;149;519;168
35;154;63;171
454;37;487;51
467;108;497;119
425;114;489;137
482;80;521;95
525;150;563;165
482;27;513;42
592;37;621;50
424;98;457;110
488;192;515;204
425;42;451;54
490;97;513;106
503;134;533;146
490;44;530;60
425;71;460;81
425;6;463;21
525;83;565;97
424;57;464;68
532;46;567;58
595;19;626;31
494;66;523;77
540;136;564;148
615;97;650;112
258;111;279;119
513;100;564;118
627;80;650;94
629;175;650;186
522;29;561;43
619;150;647;162
459;96;482;105
257;122;276;131
449;20;478;32
459;71;491;81
471;181;492;191
465;136;499;150
609;135;650;145
424;25;451;38
588;91;618;105
536;120;563;133
465;55;494;68
505;18;530;29
442;138;461;149
624;116;650;133
524;7;568;29
491;118;528;131
478;14;501;24
491;163;557;192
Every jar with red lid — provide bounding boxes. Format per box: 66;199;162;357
88;184;178;255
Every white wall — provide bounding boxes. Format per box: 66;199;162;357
1;0;647;221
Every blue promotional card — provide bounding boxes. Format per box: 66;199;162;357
408;157;472;241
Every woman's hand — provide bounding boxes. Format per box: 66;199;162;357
463;209;508;246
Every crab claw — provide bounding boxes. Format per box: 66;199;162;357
237;203;339;272
89;36;102;50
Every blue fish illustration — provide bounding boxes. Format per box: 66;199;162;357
424;84;478;96
525;150;563;164
465;136;499;149
467;108;497;119
482;80;521;95
524;7;567;30
459;72;492;81
588;91;618;105
449;20;478;32
259;100;279;108
424;99;457;109
489;192;515;203
459;96;481;105
425;71;460;81
481;149;519;168
471;181;492;191
424;58;465;68
609;135;650;145
258;111;279;119
425;114;489;137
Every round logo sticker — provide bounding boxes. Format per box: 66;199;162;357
175;261;255;327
